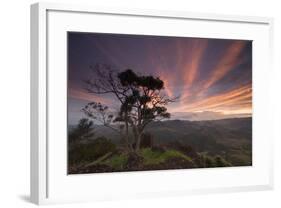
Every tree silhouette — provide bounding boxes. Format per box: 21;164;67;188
69;118;95;145
82;64;177;151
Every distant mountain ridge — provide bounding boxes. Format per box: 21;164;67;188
74;117;252;148
146;117;251;149
69;117;252;166
69;117;252;143
170;111;251;121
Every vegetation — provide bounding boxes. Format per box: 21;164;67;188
67;67;252;174
68;140;236;174
68;136;116;166
140;148;192;165
101;154;128;170
82;64;177;152
68;118;95;145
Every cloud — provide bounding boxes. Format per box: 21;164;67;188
86;35;123;67
199;40;247;94
183;39;208;86
179;39;208;102
171;83;252;114
171;111;251;121
68;87;111;105
158;73;174;97
154;39;208;99
68;34;252;124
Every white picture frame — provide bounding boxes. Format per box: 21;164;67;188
30;2;274;205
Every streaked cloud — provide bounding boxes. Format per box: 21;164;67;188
198;40;247;95
171;111;251;121
183;39;208;86
171;83;252;114
68;87;111;104
68;32;252;124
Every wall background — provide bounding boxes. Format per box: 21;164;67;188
0;0;280;207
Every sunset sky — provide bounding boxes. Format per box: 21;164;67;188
68;32;252;125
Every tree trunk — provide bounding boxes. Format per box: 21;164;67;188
124;113;133;151
135;130;142;152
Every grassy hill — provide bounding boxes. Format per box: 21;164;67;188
145;117;252;166
68;117;252;174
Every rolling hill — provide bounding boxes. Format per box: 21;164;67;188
69;117;252;166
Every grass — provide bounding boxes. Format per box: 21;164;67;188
101;154;128;170
197;152;232;167
227;152;251;166
98;148;193;169
140;148;192;165
70;146;235;173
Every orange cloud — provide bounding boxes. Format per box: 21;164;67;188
159;72;174;98
183;39;208;86
171;83;252;114
172;39;209;103
148;38;208;100
199;40;247;95
68;87;111;104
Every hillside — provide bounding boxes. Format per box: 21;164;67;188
71;117;252;167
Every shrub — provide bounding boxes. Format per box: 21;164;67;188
68;118;95;144
125;152;144;170
195;153;215;168
140;132;153;148
92;137;116;157
140;148;192;165
196;153;232;168
214;155;232;167
102;154;128;170
227;152;251;166
68;136;116;165
168;141;198;158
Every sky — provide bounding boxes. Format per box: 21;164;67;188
68;32;252;125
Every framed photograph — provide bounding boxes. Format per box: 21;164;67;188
30;2;274;205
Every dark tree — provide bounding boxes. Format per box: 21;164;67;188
140;132;153;148
69;118;95;144
82;64;177;152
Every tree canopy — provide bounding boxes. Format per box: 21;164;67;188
82;64;177;151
